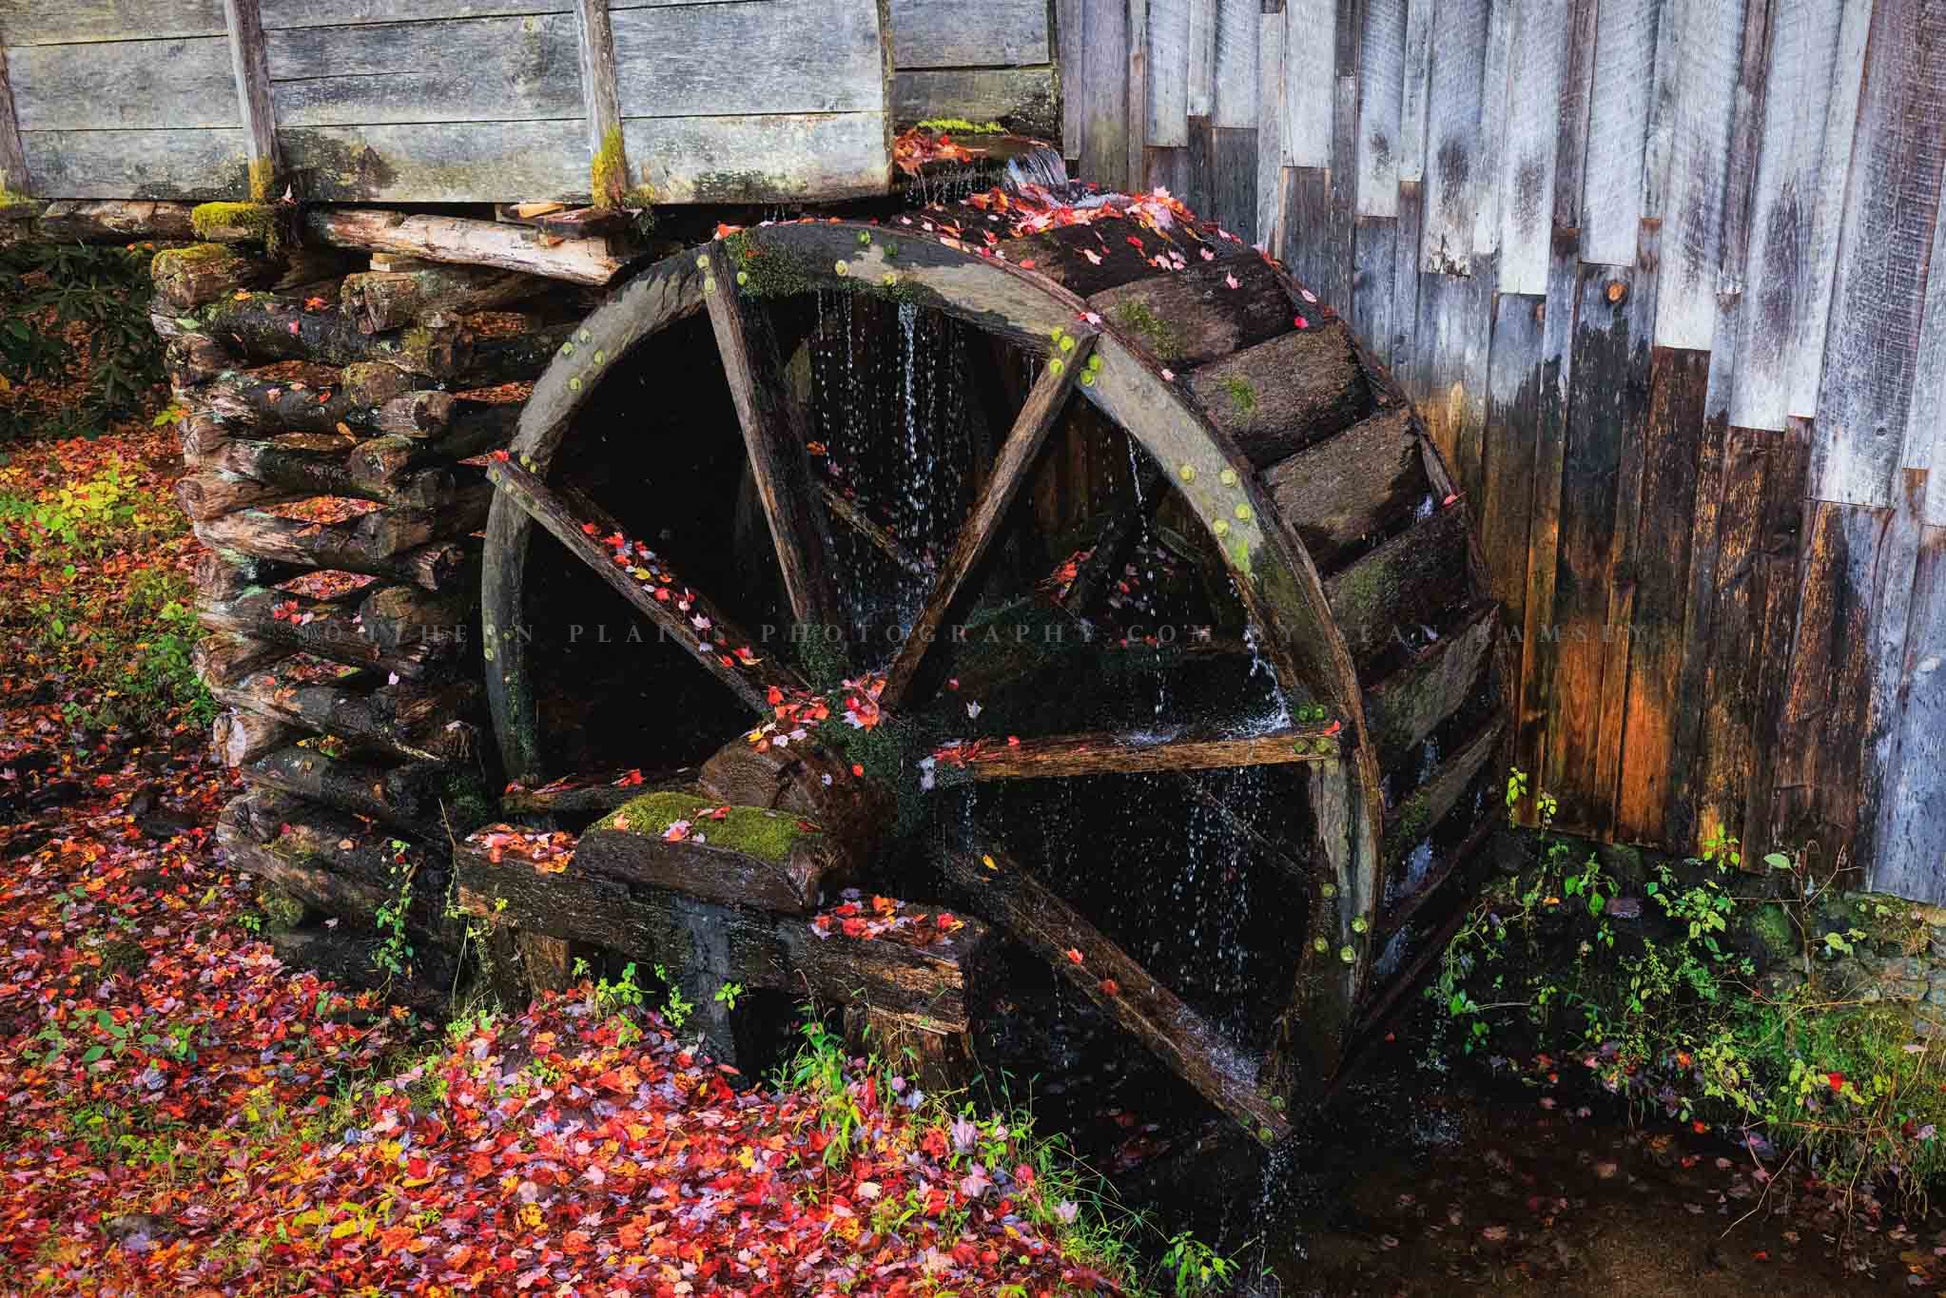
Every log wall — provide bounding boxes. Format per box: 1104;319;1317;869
1054;0;1946;900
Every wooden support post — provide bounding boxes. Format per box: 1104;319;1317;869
0;37;28;198
574;0;628;207
221;0;280;198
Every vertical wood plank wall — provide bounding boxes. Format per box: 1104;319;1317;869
1058;0;1946;900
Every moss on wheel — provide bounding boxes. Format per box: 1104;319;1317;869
594;791;817;862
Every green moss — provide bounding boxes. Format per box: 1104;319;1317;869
1748;902;1798;963
247;158;277;205
1219;373;1257;414
913;118;1006;134
191;201;274;242
591;127;629;211
723;231;817;299
595;792;816;863
1109;299;1182;362
257;887;308;933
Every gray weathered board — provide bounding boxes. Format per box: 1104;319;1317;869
0;0;1056;202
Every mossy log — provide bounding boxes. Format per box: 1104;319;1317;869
152;244;285;312
1185;324;1370;466
342;265;548;334
196;365;384;434
192;438;489;511
165;333;233;386
175;471;295;521
573;791;848;914
199;584;468;677
39;200;196;243
191;631;290;689
372;393;522;452
305;208;627;286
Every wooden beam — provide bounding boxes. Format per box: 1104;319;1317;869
883;338;1091;708
502;770;697;816
304;209;626;286
485;457;805;711
574;0;627;207
819;482;930;578
703;246;842;631
221;0;279;194
0;37;28;197
933;724;1343;784
943;843;1290;1144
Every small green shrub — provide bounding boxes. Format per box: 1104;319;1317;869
1;241;163;444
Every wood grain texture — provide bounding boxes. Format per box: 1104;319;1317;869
1416;0;1487;274
222;0;277;177
1874;526;1946;900
1148;0;1191;148
1494;0;1568;295
20;127;247;199
281;120;587;201
1478;291;1546;627
0;0;226;45
1254;9;1284;247
1810;0;1946;508
1651;0;1748;350
1578;0;1661;266
1073;0;1130;189
1917;179;1946;527
1395;0;1431;183
1350;216;1398;364
265;15;584;125
7;36;238;131
889;0;1047;69
623;111;888;202
1211;0;1256;129
0;38;26;194
611;0;883;118
260;0;572;25
936;725;1340;782
1354;0;1403;218
1727;0;1858;430
891;67;1054;127
1281;0;1334;167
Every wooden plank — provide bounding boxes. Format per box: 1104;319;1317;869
1919;188;1946;527
1416;0;1487;274
1785;0;1873;422
611;0;882;118
265;15;582;125
222;0;277;185
1185;322;1369;466
1204;124;1259;239
1810;0;1946;508
944;844;1291;1143
0;37;25;195
891;67;1055;128
1579;0;1661;266
1281;0;1333;167
1614;346;1710;839
1075;0;1130;189
261;0;572;25
1409;261;1493;500
1513;249;1581;804
1324;502;1474;669
1767;498;1883;856
1364;601;1498;757
1857;468;1928;879
1262;406;1430;574
1545;258;1657;832
936;724;1341;782
279;120;585;202
1058;0;1084;152
1495;0;1569;295
1186;0;1215;119
1350;216;1398;365
622;112;888;203
1551;0;1598;234
1382;715;1503;860
703;245;841;630
1148;0;1191;149
574;815;844;915
7;36;238;131
1651;0;1748;350
0;0;226;45
888;0;1047;69
1727;0;1854;430
1254;8;1283;247
571;0;621;202
20;128;246;200
1469;0;1515;262
1355;0;1404;219
1211;0;1256;129
1395;0;1431;183
1478;291;1547;627
1874;526;1946;901
882;340;1089;707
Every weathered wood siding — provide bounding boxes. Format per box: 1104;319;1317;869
1058;0;1946;901
0;0;906;202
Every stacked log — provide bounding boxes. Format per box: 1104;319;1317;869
162;236;577;972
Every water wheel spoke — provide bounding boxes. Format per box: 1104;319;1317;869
702;246;842;631
1177;773;1313;883
943;842;1290;1144
487;456;804;712
1058;461;1166;613
931;723;1342;784
882;334;1095;708
817;481;932;578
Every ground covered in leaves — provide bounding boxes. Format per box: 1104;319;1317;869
0;428;1132;1295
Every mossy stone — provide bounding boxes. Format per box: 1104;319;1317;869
594;791;815;863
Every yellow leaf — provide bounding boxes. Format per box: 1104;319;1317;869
329;1219;362;1239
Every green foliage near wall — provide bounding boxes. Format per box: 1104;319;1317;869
0;242;165;445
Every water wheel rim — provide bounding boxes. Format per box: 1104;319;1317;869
481;216;1396;1109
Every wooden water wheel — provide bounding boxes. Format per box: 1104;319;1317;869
471;192;1507;1145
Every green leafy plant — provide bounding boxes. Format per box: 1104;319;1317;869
1;241;164;443
1158;1230;1240;1296
369;841;418;980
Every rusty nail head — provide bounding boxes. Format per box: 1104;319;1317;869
1605;279;1628;304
